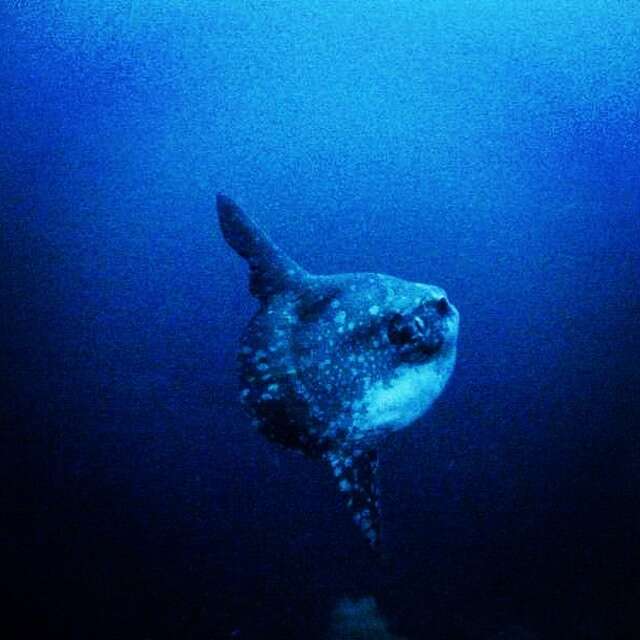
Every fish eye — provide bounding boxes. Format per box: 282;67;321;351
387;313;416;346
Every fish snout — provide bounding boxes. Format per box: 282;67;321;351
436;296;450;316
433;295;459;327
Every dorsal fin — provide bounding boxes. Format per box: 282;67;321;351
327;446;382;549
216;194;308;302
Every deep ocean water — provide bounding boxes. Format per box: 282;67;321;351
1;2;639;638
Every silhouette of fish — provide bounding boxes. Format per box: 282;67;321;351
217;194;459;547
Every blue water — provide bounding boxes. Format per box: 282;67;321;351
2;2;639;638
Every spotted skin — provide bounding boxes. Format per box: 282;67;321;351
217;194;459;548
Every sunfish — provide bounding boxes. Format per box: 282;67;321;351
217;194;459;548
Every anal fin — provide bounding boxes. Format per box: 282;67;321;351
327;447;381;549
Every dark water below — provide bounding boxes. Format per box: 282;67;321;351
1;3;639;638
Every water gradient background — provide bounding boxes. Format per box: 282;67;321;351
1;2;639;638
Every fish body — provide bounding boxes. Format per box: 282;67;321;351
217;194;459;547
